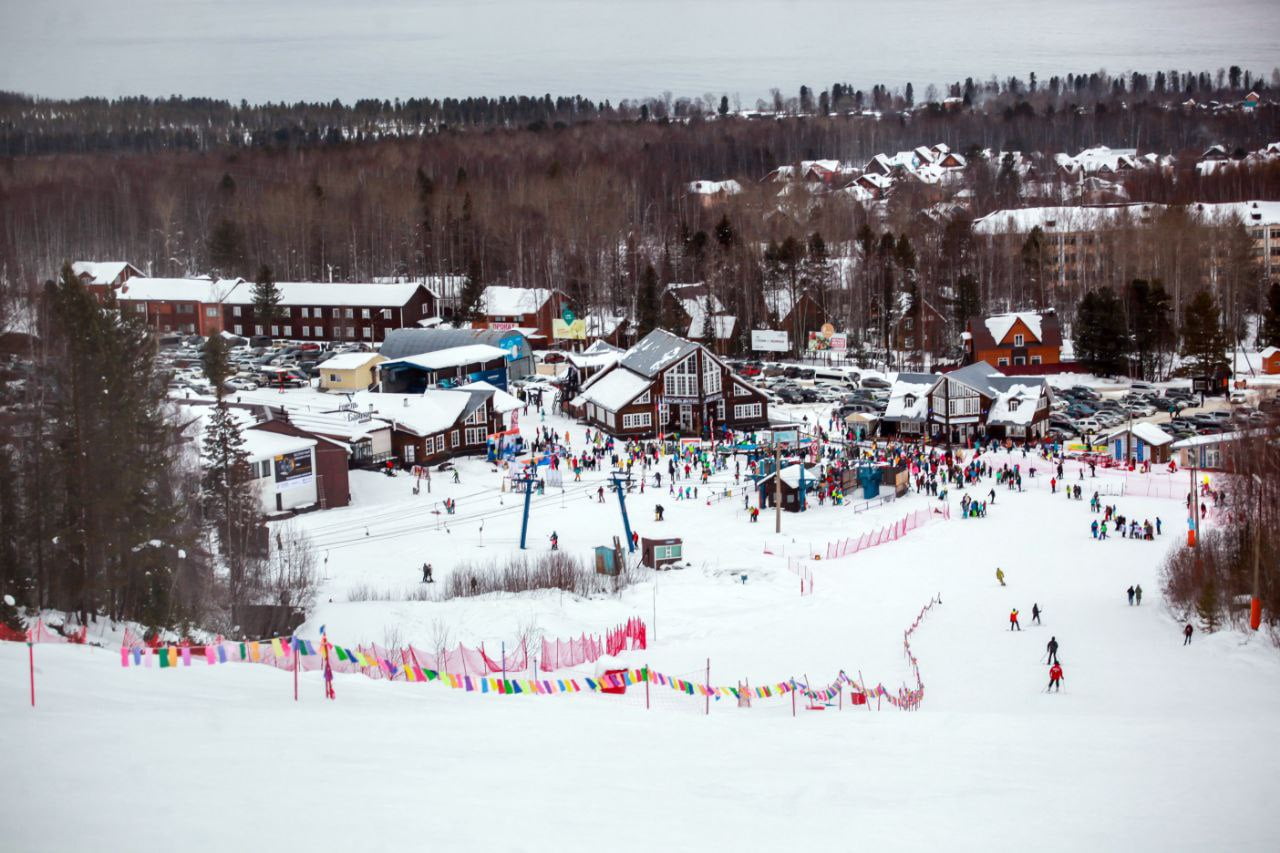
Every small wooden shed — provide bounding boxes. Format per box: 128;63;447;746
641;537;683;568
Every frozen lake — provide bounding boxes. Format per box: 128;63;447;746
1;0;1277;103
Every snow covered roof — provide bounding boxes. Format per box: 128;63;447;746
379;344;510;371
480;286;554;316
347;390;471;437
380;328;523;360
72;261;141;286
987;384;1044;427
1105;421;1174;446
1189;200;1280;228
240;428;315;462
1171;429;1267;449
1055;146;1142;174
586;315;625;338
621;329;699;377
1260;346;1279;359
317;352;385;371
883;374;940;422
973;204;1162;235
567;349;621;371
116;277;244;303
458;380;523;413
687;314;737;341
214;280;426;307
575;367;652;412
761;463;821;489
687;179;743;195
985;312;1044;344
284;411;391;440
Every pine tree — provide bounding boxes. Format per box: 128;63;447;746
202;333;232;400
1074;288;1129;375
1196;578;1220;632
208;218;244;274
1127;279;1175;380
458;255;486;322
637;263;660;335
252;264;283;335
1181;290;1228;379
718;95;729;117
951;273;981;333
201;403;257;608
1258;282;1280;348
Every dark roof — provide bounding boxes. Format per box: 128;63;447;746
945;362;1047;398
380;328;524;360
619;329;699;378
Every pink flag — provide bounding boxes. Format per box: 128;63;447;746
120;647;129;667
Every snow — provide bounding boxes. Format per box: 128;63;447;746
687;313;736;341
6;400;1279;850
223;280;424;308
458;380;523;413
316;352;384;371
116;276;244;303
986;383;1042;426
687;179;742;195
573;367;651;411
984;311;1044;344
1107;421;1174;447
71;260;135;285
239;428;315;461
883;379;936;421
379;344;510;371
346;390;469;437
480;285;553;316
973;204;1161;235
283;411;392;440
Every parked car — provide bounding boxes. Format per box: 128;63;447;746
860;376;891;389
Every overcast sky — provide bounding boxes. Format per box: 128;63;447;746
2;0;1276;103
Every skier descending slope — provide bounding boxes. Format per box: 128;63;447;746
1046;636;1059;665
1009;608;1021;631
1047;662;1064;692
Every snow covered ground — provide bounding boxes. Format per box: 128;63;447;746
2;409;1277;851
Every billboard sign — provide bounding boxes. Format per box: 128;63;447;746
552;318;587;340
751;329;790;352
772;429;799;446
273;448;314;490
807;326;846;351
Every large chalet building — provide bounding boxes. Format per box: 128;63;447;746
963;310;1063;369
572;329;768;438
881;362;1053;443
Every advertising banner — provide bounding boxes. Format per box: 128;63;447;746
273;449;314;490
552;318;587;340
750;329;789;352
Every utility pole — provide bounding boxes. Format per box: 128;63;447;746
1251;472;1262;630
515;471;537;550
610;471;636;552
774;444;783;533
943;374;952;455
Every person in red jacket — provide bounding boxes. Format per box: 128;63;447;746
1009;608;1021;631
1048;662;1064;692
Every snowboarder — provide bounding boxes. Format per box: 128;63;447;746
1183;623;1193;645
550;531;559;550
1046;636;1059;665
1135;584;1143;605
996;567;1006;587
1047;662;1064;692
1127;585;1135;605
422;563;433;584
452;469;460;484
1031;603;1041;625
1009;608;1021;631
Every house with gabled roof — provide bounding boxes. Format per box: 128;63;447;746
661;283;737;348
73;261;145;293
880;362;1053;443
472;285;571;342
963;310;1063;369
571;329;768;438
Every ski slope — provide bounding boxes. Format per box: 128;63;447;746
2;412;1277;851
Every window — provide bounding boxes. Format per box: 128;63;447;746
658;401;669;425
715;400;725;420
302;327;310;338
134;303;147;313
332;308;340;318
233;324;243;335
233;306;242;317
997;357;1009;367
361;308;371;319
1030;355;1042;365
422;304;430;315
271;325;279;336
465;405;486;425
450;430;460;447
328;374;339;383
903;394;916;409
734;382;750;398
344;308;354;319
301;307;310;319
205;307;218;317
1014;333;1024;346
663;354;698;398
465;426;486;445
281;307;291;317
404;445;415;463
622;412;652;429
1014;356;1026;365
904;317;913;330
605;411;617;428
313;326;322;337
702;354;722;395
734;402;762;420
1008;399;1020;412
635;390;650;404
177;303;194;314
255;325;264;335
362;327;373;339
258;460;271;479
346;327;356;339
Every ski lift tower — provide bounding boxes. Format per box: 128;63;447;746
609;470;637;552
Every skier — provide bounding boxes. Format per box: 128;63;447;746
452;469;460;484
1046;636;1059;665
996;567;1006;587
1135;584;1143;605
422;563;433;584
654;504;665;521
550;531;559;550
1127;585;1135;605
1047;662;1064;692
1091;519;1099;539
1009;608;1021;631
1031;603;1041;625
1183;623;1193;645
597;486;605;503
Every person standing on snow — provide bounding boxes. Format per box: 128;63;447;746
1182;623;1194;644
1047;662;1064;692
549;531;559;550
1009;608;1021;631
1135;584;1143;605
1046;636;1059;664
1031;603;1041;624
996;567;1006;587
1091;519;1099;539
1127;585;1135;605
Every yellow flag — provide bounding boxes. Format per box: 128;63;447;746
271;638;285;658
405;665;416;682
249;642;261;662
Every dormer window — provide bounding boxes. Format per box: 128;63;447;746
1008;399;1020;411
1014;333;1025;346
903;394;917;408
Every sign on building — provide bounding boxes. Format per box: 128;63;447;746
273;449;314;490
807;329;847;351
750;329;790;352
552;318;587;340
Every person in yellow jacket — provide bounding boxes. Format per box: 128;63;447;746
996;567;1006;587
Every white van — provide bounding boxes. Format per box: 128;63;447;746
813;367;858;387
